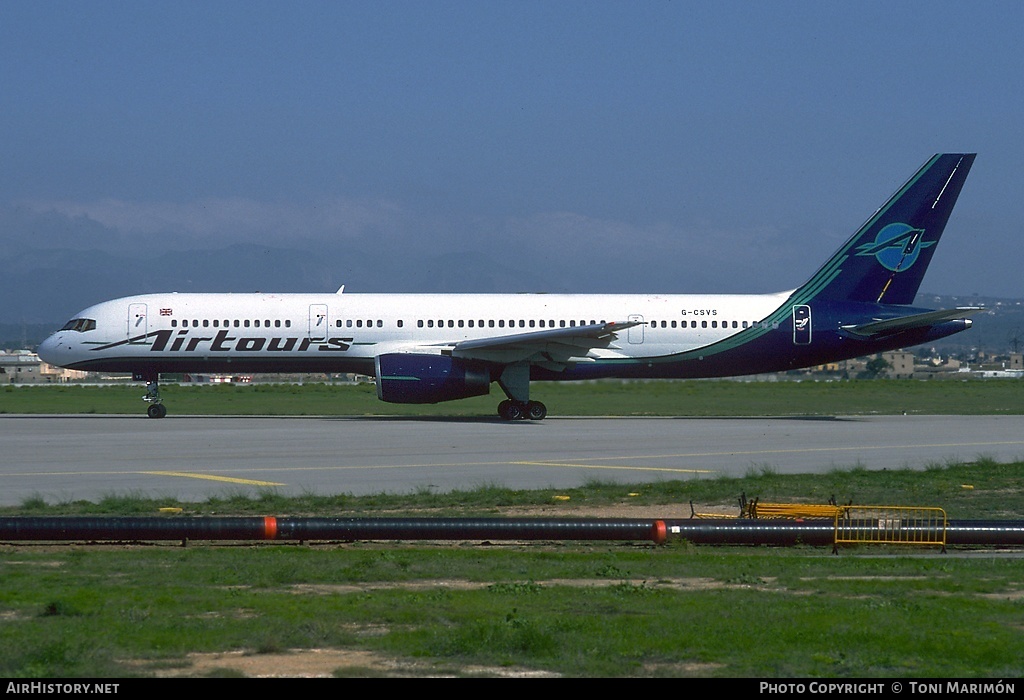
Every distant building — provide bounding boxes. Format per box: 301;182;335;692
0;351;88;383
1;351;42;383
881;351;915;379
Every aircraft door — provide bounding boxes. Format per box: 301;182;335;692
628;314;644;344
128;303;148;343
308;304;328;342
792;305;811;345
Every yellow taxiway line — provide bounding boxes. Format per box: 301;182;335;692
141;471;285;486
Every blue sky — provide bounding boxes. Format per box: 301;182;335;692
2;1;1022;305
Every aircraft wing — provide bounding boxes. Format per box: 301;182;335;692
841;307;983;339
447;320;643;369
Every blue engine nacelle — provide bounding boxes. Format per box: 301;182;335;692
375;353;491;404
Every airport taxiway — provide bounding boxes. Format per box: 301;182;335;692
1;414;1022;506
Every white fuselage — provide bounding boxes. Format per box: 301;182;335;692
39;290;791;376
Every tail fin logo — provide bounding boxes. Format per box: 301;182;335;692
854;222;935;272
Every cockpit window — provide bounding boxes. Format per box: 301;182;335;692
60;318;97;332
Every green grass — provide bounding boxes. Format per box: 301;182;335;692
1;461;1024;678
1;531;1022;678
2;377;1024;417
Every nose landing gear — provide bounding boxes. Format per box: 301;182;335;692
136;372;167;419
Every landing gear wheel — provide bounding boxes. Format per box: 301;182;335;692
498;400;525;421
141;377;166;419
526;401;547;420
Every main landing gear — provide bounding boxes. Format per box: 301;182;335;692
136;372;167;419
497;399;547;421
496;363;546;421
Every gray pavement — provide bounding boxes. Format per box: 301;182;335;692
1;414;1023;506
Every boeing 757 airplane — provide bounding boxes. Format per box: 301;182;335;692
38;153;979;420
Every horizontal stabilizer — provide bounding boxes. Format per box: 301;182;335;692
841;307;983;339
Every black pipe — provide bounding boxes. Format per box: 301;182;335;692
0;516;272;541
662;519;836;546
0;516;1022;547
947;520;1024;547
275;517;666;543
0;517;667;544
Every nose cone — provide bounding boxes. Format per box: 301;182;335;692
37;333;69;368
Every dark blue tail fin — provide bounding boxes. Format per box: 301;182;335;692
793;153;975;305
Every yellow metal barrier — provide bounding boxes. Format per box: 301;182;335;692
746;501;848;520
833;506;948;551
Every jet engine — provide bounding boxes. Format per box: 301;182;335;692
375;353;491;404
